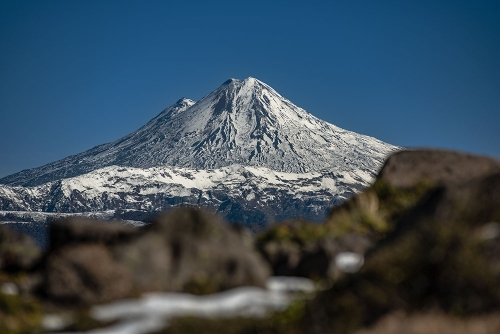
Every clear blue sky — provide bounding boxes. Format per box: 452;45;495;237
1;0;499;178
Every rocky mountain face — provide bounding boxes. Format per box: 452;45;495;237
0;77;398;226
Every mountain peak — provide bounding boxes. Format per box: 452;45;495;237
243;76;257;83
221;77;261;87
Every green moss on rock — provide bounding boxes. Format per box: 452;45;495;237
257;179;435;253
327;179;435;239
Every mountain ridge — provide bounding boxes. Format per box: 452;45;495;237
0;163;374;228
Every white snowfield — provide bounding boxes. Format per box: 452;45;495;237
0;163;374;213
43;277;316;334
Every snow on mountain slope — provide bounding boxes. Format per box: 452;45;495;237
0;77;398;187
0;164;373;226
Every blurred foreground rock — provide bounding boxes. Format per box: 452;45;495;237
0;225;40;272
300;152;500;333
162;149;500;334
114;209;270;294
257;149;500;281
44;244;133;305
41;208;270;305
1;148;500;334
377;149;500;188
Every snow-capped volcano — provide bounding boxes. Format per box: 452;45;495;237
0;77;400;231
0;77;397;187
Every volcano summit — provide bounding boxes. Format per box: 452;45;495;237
0;78;398;227
1;77;397;187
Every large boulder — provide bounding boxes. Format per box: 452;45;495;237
43;244;132;305
302;172;500;334
322;150;500;243
114;208;270;294
41;208;270;305
377;149;500;188
41;218;140;305
257;150;500;281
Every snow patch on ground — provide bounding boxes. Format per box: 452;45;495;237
48;277;315;334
